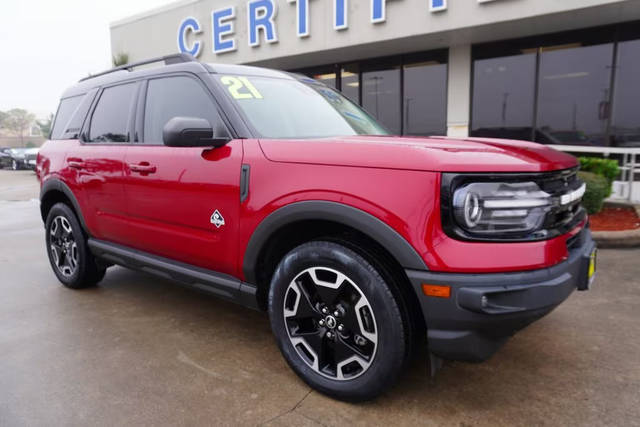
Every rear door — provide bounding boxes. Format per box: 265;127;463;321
120;74;243;276
72;82;139;243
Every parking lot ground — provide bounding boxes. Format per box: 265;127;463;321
0;170;39;201
1;170;639;426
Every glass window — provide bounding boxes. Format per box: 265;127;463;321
295;65;337;89
611;39;640;147
535;43;614;146
63;90;98;140
89;83;137;143
340;63;360;104
51;96;83;140
403;61;447;136
362;64;401;134
215;75;387;138
471;53;536;140
144;76;221;143
312;72;336;88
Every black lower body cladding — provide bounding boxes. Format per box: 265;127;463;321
406;227;596;361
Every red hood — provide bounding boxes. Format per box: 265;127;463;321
258;135;578;172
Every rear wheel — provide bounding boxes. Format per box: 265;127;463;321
269;241;410;401
45;203;106;289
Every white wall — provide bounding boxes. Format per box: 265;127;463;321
111;0;640;68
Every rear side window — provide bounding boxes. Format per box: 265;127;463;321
51;96;83;140
143;76;221;143
89;83;137;143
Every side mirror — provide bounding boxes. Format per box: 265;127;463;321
162;117;230;148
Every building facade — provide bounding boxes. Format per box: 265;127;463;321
110;0;640;145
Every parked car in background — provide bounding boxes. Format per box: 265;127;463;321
25;148;39;169
472;127;599;146
550;130;593;145
0;148;12;169
613;132;640;148
472;127;561;144
8;148;39;170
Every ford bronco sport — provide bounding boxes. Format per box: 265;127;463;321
37;54;597;401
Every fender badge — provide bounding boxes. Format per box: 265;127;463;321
210;210;225;228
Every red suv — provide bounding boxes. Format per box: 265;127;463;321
37;54;596;401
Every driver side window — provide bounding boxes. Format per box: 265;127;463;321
142;76;225;144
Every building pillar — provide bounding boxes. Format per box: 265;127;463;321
446;44;471;137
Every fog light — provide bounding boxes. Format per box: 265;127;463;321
481;295;489;307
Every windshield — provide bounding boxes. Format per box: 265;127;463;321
214;74;388;138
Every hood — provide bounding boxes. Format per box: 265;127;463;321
258;135;578;173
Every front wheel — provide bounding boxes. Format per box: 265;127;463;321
269;241;410;402
45;203;106;289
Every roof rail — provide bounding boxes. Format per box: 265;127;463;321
79;53;197;82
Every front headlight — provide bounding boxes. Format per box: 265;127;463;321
441;169;587;242
452;182;551;234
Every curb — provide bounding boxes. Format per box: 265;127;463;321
591;202;640;248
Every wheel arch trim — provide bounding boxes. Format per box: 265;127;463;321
242;200;428;284
40;178;89;234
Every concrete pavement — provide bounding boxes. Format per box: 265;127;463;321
0;169;639;426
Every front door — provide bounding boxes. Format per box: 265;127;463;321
120;75;242;276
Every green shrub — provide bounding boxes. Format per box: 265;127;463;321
578;157;619;197
578;171;608;214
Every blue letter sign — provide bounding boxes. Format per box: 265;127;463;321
430;0;447;12
212;6;237;53
288;0;312;38
248;0;278;47
177;17;202;57
371;0;385;23
334;0;347;30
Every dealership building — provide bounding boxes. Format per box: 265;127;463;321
110;0;640;144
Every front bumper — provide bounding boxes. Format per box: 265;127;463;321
406;227;596;362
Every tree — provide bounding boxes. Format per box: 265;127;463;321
0;110;7;127
37;113;54;138
112;52;129;67
4;109;36;147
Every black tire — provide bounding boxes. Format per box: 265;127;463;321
45;203;106;289
268;241;410;402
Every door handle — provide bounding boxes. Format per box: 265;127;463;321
128;162;157;174
67;157;85;169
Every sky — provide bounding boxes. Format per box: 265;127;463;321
0;0;177;119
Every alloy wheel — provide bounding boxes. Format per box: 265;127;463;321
49;216;79;277
283;266;378;381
